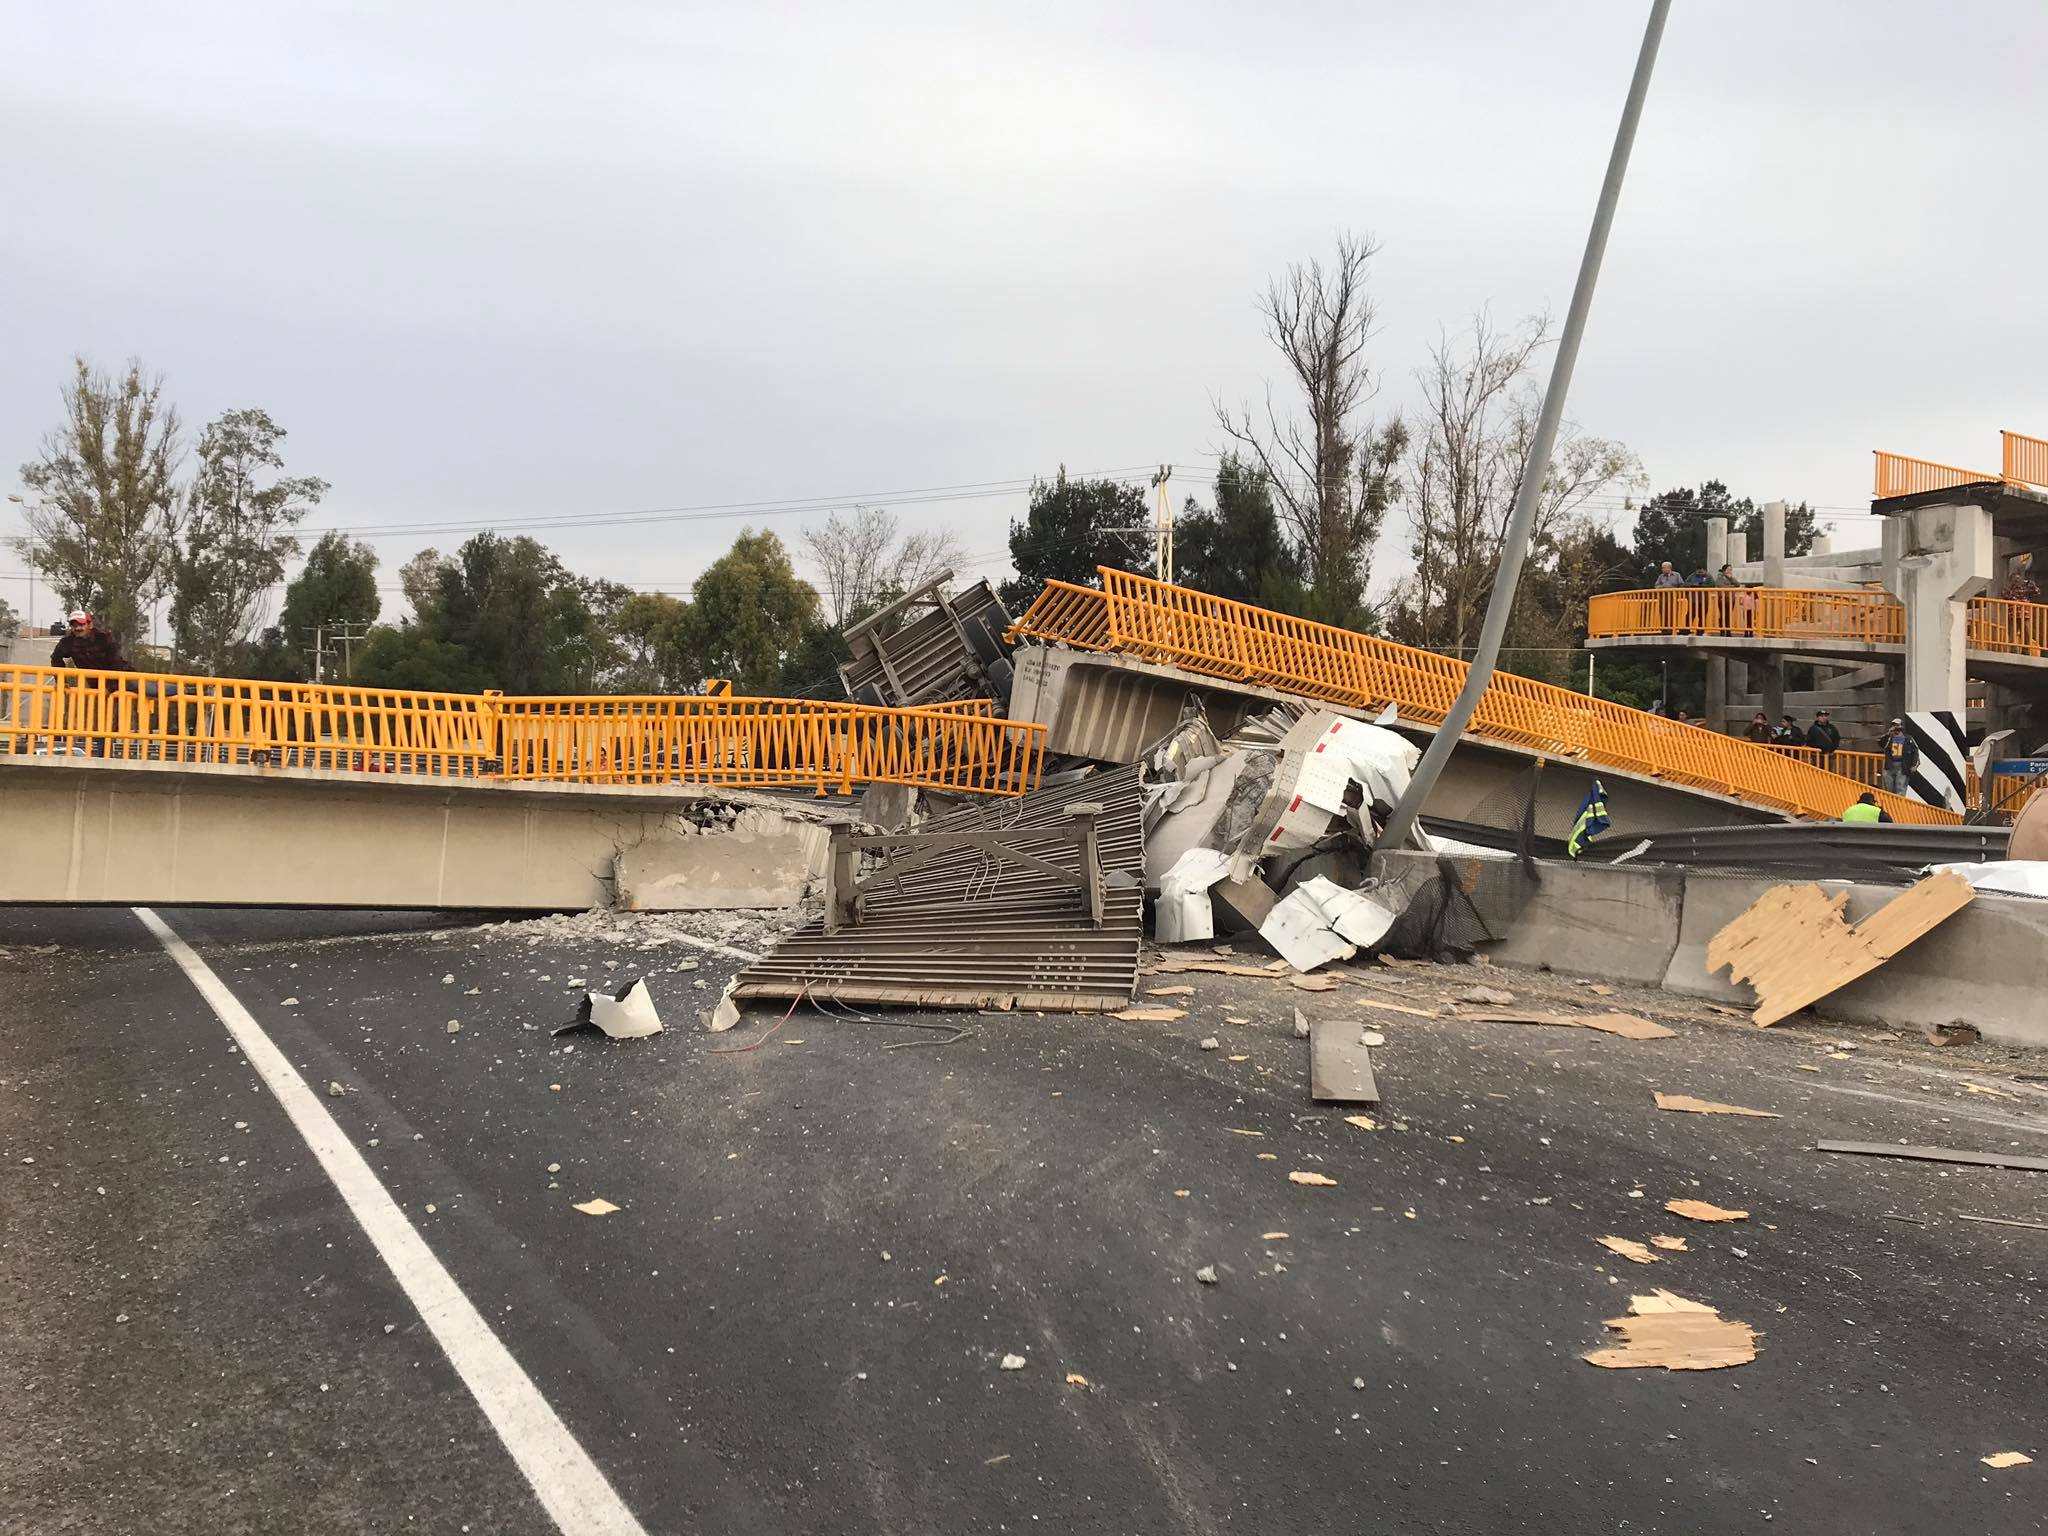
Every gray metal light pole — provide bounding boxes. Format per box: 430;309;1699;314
1376;0;1671;854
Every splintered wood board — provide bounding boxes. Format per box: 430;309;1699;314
1705;872;1975;1027
1310;1016;1379;1104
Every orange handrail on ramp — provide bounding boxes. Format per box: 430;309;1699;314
1008;569;1955;825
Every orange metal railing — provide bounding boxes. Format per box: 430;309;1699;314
2003;430;2048;490
1587;587;1905;645
1873;450;2006;499
1008;569;1956;825
1766;745;1883;788
1587;587;2048;659
0;665;1043;797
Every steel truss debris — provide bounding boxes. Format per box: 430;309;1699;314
732;765;1145;1012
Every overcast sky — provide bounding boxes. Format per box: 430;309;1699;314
4;1;2041;634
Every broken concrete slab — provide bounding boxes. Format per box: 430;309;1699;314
1211;872;1277;933
1309;1015;1379;1104
617;806;833;912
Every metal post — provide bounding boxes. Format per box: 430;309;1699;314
1377;0;1669;854
1067;802;1105;928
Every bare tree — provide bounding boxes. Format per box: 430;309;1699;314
802;505;969;626
1218;232;1405;622
1391;312;1641;653
15;357;183;642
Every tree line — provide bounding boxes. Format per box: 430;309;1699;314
13;240;1821;709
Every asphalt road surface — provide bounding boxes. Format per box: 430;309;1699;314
3;905;2044;1535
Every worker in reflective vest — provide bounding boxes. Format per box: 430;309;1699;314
1841;791;1892;824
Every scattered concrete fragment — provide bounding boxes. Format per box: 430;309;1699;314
1199;1037;1221;1052
1653;1092;1779;1118
326;1081;346;1098
999;1354;1027;1371
1665;1199;1749;1223
1292;1008;1311;1039
1584;1290;1758;1371
1458;985;1516;1006
1194;1265;1219;1285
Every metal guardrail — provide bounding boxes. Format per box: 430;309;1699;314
0;664;1045;797
1609;820;2009;878
2003;429;2048;490
1008;568;1958;826
1872;450;2007;499
1587;588;2048;659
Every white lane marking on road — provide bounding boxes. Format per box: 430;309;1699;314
134;907;651;1536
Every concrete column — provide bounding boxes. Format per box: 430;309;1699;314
1880;500;1995;715
1704;517;1729;729
1762;500;1787;587
1810;531;1832;556
1726;531;1750;703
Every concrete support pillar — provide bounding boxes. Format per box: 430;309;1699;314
1762;500;1787;587
1810;531;1832;557
1704;516;1729;729
1880;500;1995;715
1726;531;1750;703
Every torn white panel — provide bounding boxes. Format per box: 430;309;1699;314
590;978;664;1038
1928;860;2048;898
1155;848;1234;944
1258;714;1420;853
1144;752;1250;890
704;978;741;1032
1258;877;1399;972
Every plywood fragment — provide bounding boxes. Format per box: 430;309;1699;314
1665;1198;1749;1223
573;1198;620;1216
1145;985;1197;997
1649;1234;1689;1251
1354;998;1440;1019
1288;1170;1338;1186
1654;1092;1779;1118
1461;1009;1675;1040
1598;1235;1659;1265
1342;1114;1379;1130
1115;1006;1187;1022
1289;973;1340;993
1584;1289;1758;1371
1705;872;1975;1027
1982;1451;2033;1468
1152;957;1290;978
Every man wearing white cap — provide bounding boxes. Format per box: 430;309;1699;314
49;610;132;672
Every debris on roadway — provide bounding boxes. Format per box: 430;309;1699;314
1583;1290;1759;1371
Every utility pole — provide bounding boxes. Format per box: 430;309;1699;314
1376;0;1670;853
1150;465;1174;584
302;623;325;683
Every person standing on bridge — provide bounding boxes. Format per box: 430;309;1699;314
1806;709;1841;770
1772;714;1803;747
50;611;131;672
1881;718;1919;795
1743;711;1772;743
48;611;132;758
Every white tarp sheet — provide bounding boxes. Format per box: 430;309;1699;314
1928;860;2048;899
1155;847;1234;943
1258;877;1399;972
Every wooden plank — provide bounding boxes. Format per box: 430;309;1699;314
1706;872;1975;1027
1816;1140;2048;1173
1310;1016;1379;1104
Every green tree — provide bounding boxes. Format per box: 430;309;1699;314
280;532;380;672
609;591;699;692
170;408;328;673
777;621;851;698
15;357;183;642
354;533;597;694
239;624;308;682
999;469;1153;610
0;594;19;639
687;530;821;693
1629;482;1817;580
1172;454;1308;611
351;625;485;692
